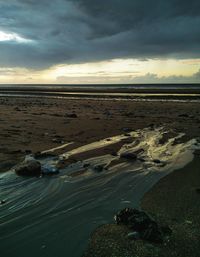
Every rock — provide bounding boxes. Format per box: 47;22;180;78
56;157;77;169
25;149;32;154
94;165;104;172
124;133;131;137
148;123;155;128
153;159;166;167
153;159;161;164
14;107;21;112
65;113;78;118
0;200;6;205
15;160;41;177
122;127;132;132
41;164;59;175
124;112;134;117
52;138;64;144
120;152;137;161
178;114;189;118
114;208;163;243
111;152;118;157
83;163;90;168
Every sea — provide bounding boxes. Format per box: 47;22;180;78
0;84;200;102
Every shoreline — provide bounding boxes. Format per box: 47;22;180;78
0;86;200;102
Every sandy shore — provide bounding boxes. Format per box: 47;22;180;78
1;96;200;172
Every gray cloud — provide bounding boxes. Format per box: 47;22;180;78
0;0;200;68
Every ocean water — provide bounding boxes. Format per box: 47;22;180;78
1;127;200;257
0;83;200;90
0;84;200;102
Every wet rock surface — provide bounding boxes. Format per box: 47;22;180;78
114;208;168;243
15;159;41;177
83;208;172;257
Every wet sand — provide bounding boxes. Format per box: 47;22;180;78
1;96;200;172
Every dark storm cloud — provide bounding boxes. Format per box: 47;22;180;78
0;0;199;68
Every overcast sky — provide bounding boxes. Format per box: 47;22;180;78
0;0;199;84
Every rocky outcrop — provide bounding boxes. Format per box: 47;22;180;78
15;159;41;177
83;208;172;257
114;208;167;243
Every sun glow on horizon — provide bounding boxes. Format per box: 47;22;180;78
0;58;199;84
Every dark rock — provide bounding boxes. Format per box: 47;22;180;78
111;152;118;157
120;152;137;161
15;160;41;177
65;113;78;118
52;138;64;144
178;114;189;118
0;200;6;205
122;127;132;132
14;107;21;112
83;163;90;168
25;150;32;154
56;157;77;169
94;165;104;173
153;159;161;164
114;208;163;243
153;159;166;167
124;112;134;117
124;133;131;137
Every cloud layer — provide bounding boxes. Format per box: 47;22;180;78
0;0;200;69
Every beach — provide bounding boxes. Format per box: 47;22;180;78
0;95;200;257
1;95;200;172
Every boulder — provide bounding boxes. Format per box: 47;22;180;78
15;160;41;177
114;208;164;243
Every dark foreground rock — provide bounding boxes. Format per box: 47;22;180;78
114;208;170;243
83;208;172;257
15;160;41;176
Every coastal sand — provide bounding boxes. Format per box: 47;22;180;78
1;96;200;172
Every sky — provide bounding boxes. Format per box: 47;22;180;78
0;0;200;84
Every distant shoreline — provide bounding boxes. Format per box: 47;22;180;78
0;84;200;102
